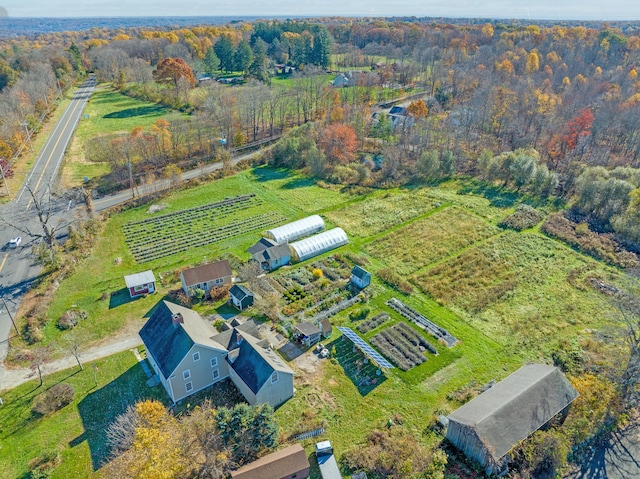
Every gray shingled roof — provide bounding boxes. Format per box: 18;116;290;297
139;301;224;378
295;322;321;336
247;237;278;255
447;364;579;462
253;242;291;263
229;332;293;394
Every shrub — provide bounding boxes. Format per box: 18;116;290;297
499;204;543;231
210;284;231;302
377;268;414;294
56;309;87;330
312;268;324;279
24;318;44;344
32;383;75;416
28;449;61;478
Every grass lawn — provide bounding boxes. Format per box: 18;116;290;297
8;164;627;476
0;349;166;479
60;85;188;188
324;187;441;238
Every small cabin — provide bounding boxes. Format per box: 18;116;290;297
351;266;371;289
229;285;254;311
124;270;156;298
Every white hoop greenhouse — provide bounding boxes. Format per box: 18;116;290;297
265;215;325;243
289;228;349;262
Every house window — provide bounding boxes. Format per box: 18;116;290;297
133;285;145;292
193;351;200;362
215;277;223;285
185;382;193;392
271;371;278;383
210;357;218;368
213;369;220;380
183;369;191;380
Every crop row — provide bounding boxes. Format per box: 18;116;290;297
130;212;287;263
371;327;426;371
386;298;458;347
357;313;390;334
392;322;438;355
123;194;260;238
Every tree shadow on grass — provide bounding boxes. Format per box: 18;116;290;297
457;183;520;208
567;423;640;479
70;364;163;471
103;105;165;119
327;336;387;396
108;288;138;309
281;177;316;189
251;166;293;183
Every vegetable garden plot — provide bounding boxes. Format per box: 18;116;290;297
123;194;288;263
386;298;458;347
371;322;437;371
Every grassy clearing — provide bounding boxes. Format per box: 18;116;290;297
325;188;440;237
415;231;620;354
0;349;166;479
249;166;351;214
365;206;500;275
60;85;187;187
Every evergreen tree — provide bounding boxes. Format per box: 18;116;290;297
234;40;254;74
202;47;220;76
312;26;332;68
214;34;235;73
249;39;269;81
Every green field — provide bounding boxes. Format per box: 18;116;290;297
364;206;500;274
0;350;165;479
61;85;188;187
6;165;626;477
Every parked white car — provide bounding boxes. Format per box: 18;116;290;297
8;236;21;248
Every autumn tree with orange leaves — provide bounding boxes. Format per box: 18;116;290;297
318;123;358;165
153;57;196;89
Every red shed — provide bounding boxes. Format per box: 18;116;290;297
124;270;156;298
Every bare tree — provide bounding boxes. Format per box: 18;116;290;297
17;345;53;387
106;405;140;458
58;329;85;370
254;292;281;322
615;274;640;408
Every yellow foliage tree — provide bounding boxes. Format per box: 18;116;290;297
525;51;540;73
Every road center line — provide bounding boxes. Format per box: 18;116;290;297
25;93;86;210
0;252;9;275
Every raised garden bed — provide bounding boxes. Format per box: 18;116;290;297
370;322;435;371
357;313;390;334
386;297;458;347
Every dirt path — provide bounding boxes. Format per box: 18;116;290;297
0;330;143;393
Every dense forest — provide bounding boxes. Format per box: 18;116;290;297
3;18;640;253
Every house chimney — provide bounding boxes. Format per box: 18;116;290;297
172;313;184;327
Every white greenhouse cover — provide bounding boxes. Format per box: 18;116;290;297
290;228;349;261
266;214;325;243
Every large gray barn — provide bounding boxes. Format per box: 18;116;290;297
446;364;578;475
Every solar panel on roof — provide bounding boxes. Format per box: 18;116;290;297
337;326;394;369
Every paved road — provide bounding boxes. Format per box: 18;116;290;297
0;77;96;387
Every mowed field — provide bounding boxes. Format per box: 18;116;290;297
4;165;624;478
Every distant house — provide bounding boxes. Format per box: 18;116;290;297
446;364;579;475
140;301;294;407
230;444;310;479
351;266;371;289
230;284;254;311
181;260;232;296
388;105;415;129
332;73;349;87
294;322;322;347
124;270;156;298
249;238;291;271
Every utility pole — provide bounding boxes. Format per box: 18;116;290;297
1;298;19;335
21;122;33;152
0;158;9;197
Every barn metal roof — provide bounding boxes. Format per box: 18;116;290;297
447;364;579;462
